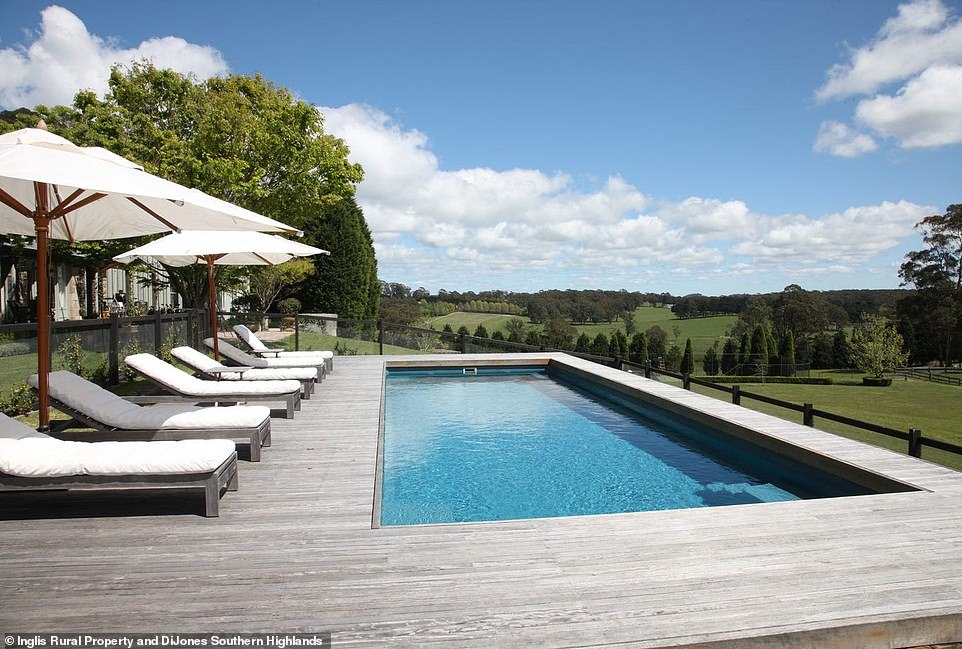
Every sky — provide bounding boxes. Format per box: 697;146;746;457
0;1;960;296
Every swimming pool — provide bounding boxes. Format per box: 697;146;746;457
378;363;914;526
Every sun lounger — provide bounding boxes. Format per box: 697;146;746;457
232;324;334;372
124;353;302;418
0;412;238;516
206;338;329;377
170;346;317;398
28;371;272;462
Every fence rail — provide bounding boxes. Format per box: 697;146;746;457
624;360;959;462
893;366;962;386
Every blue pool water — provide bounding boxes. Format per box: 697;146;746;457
379;367;875;526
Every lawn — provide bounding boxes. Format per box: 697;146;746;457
422;312;522;336
681;372;962;471
574;307;737;360
422;306;737;360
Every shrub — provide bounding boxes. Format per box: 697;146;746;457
58;335;85;376
277;297;301;314
862;376;893;387
0;341;31;357
0;382;35;416
120;340;144;382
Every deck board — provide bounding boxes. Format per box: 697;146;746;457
2;353;962;648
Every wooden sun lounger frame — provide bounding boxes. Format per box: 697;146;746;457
229;329;335;374
125;364;301;419
175;354;317;399
45;395;272;462
0;452;238;517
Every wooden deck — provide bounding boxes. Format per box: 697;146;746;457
3;353;962;648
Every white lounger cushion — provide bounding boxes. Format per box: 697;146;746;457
28;371;271;430
171;346;317;381
233;325;334;360
0;415;51;440
209;339;328;369
0;437;235;477
124;353;301;396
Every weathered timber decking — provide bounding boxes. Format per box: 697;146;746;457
3;353;962;648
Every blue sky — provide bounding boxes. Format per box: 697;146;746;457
1;1;961;296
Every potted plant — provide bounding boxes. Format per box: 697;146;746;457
277;298;301;330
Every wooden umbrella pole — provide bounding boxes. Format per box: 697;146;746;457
34;183;51;431
207;258;218;359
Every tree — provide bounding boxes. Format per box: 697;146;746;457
832;330;851;369
665;344;683;371
739;333;752;368
28;63;370;317
702;342;720;376
850;314;909;378
621;310;637;336
299;196;379;319
574;333;591;353
750;324;769;373
898;205;962;364
680;338;694;375
646;325;668;360
628;332;649;365
779;330;796;377
590;333;609;357
246;259;313;316
542;318;576;350
505;318;527;342
720;338;739;374
473;324;489;338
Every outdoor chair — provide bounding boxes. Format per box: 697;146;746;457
206;338;329;377
28;371;272;462
171;346;318;397
0;412;238;517
232;324;334;372
124;353;302;419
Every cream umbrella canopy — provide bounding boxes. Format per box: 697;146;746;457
0;127;300;429
114;230;329;357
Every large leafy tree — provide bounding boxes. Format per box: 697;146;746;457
298;195;379;319
8;63;372;316
898;205;962;364
850;314;909;378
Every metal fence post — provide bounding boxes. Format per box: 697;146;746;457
683;372;691;391
644;360;651;379
731;385;740;405
378;319;385;355
294;314;300;351
459;331;467;354
909;428;922;458
153;311;162;356
108;314;119;385
803;403;814;427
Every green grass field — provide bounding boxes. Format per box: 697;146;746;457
676;372;962;471
422;312;521;336
422;306;737;360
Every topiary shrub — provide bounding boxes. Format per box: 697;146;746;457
862;376;892;387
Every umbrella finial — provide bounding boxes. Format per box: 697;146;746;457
35;119;48;131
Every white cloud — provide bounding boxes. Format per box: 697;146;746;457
0;6;227;109
813;120;879;157
322;103;932;291
815;0;962;154
816;0;962;101
855;64;962;148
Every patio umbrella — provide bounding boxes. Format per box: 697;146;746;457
114;230;328;358
0;126;300;429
